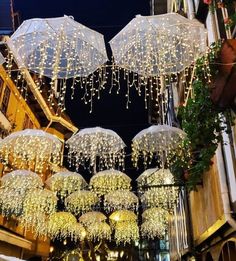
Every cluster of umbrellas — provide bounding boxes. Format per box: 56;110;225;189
0;125;186;174
0;124;185;244
4;13;207;112
0;168;178;244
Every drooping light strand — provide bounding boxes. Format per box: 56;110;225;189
46;171;87;198
0;129;62;174
66;127;126;173
65;190;99;215
90;169;131;196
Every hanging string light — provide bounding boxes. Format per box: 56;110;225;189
46;171;87;198
141;220;166;239
79;211;107;226
137;168;175;188
109;210;137;227
7;15;108;112
0;188;25;217
114;221;139;245
140;175;179;211
20;188;58;234
0;129;62;174
66;127;126;172
19;212;49;239
104;190;138;212
22;189;58;216
65;190;99;215
132;125;187;168
1;170;43;192
86;222;111;241
141;208;169;239
90;169;131;196
47;212;84;241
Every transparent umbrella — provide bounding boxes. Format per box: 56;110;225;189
66;127;126;173
8;15;108;79
132;124;186;168
109;13;207;108
110;13;207;77
7;15;108;111
0;129;62;173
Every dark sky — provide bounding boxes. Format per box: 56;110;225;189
14;0;151;177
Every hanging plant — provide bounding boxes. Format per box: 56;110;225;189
172;42;233;189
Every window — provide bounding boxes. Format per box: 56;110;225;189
1;86;10;116
23;114;34;129
23;114;29;129
0;76;3;98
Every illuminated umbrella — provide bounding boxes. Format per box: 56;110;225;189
8;15;107;78
46;171;87;198
47;212;84;241
141;220;166;239
132;124;186;168
7;16;108;111
86;222;111;241
79;211;107;225
140;169;179;211
109;210;139;245
110;13;206;76
65;190;99;215
90;169;131;196
19;212;49;239
0;188;25;217
142;207;169;223
109;210;137;224
1;170;43;192
137;168;174;187
0;129;62;173
20;188;57;233
104;190;138;212
109;13;207;109
66;127;126;172
141;207;169;239
114;221;139;245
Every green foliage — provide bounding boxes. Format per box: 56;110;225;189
172;43;232;190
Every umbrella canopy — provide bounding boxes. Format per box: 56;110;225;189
46;171;87;198
0;188;25;217
65;190;99;215
0;129;62;173
114;221;139;245
79;211;107;225
104;190;138;212
1;170;43;192
66;127;126;172
109;210;137;223
132;124;186;168
47;212;79;240
90;169;131;196
141;220;166;239
136;168;175;187
8;15;108;79
86;222;111;241
110;13;207;77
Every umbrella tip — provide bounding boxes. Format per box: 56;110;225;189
135;14;142;18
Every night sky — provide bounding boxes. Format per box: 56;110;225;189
14;0;151;178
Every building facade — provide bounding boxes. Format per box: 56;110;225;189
160;0;236;260
0;36;78;260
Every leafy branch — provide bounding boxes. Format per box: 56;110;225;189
172;43;232;189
